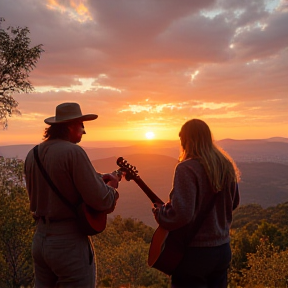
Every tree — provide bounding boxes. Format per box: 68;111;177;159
0;157;34;288
0;18;44;128
241;238;288;288
93;216;169;288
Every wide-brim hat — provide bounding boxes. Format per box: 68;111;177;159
44;102;98;124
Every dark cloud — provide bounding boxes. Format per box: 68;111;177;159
233;11;288;60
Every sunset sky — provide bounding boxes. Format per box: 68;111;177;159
0;0;287;146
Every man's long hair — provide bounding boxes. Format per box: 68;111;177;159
43;123;70;141
179;119;240;192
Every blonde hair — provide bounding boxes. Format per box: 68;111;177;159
179;119;240;192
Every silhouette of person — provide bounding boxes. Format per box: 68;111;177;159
24;102;119;288
152;119;240;288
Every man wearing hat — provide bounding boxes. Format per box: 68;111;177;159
24;103;119;288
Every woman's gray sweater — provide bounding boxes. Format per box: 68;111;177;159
156;158;240;247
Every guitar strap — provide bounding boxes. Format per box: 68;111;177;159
33;145;78;215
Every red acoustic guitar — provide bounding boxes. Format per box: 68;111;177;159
76;169;124;235
117;157;188;275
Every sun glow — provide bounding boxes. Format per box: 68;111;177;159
145;131;155;140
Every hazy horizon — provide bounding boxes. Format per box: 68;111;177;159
1;136;288;148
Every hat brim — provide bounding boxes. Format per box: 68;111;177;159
44;114;98;125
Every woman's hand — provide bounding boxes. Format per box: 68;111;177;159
152;202;163;223
152;202;162;214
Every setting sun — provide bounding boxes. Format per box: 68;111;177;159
145;131;155;140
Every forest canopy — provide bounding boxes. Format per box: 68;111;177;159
1;156;288;287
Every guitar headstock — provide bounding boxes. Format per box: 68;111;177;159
116;157;139;181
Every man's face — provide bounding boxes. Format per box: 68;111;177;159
68;122;86;143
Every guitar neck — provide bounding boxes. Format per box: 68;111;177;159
133;176;164;205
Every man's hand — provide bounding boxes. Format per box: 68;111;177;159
102;172;119;189
101;172;120;214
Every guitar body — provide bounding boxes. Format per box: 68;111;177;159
148;225;188;275
77;203;107;235
76;169;123;235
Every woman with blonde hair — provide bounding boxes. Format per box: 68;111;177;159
153;119;240;288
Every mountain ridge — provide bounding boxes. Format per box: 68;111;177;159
1;137;288;163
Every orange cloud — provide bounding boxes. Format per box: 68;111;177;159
0;0;287;145
46;0;92;22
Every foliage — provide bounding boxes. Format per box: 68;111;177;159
232;204;266;231
232;202;288;231
0;18;44;128
230;204;288;287
93;215;169;288
230;227;256;283
0;157;26;188
241;238;288;288
0;157;34;288
2;160;288;288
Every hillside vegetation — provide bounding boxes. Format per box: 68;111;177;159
1;156;288;287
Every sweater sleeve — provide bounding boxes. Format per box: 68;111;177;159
157;162;197;231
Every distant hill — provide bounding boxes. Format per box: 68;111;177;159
265;137;288;143
92;155;288;228
0;141;180;161
218;139;288;163
1;139;288;227
85;143;179;162
1;137;288;163
0;144;35;160
237;162;288;207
